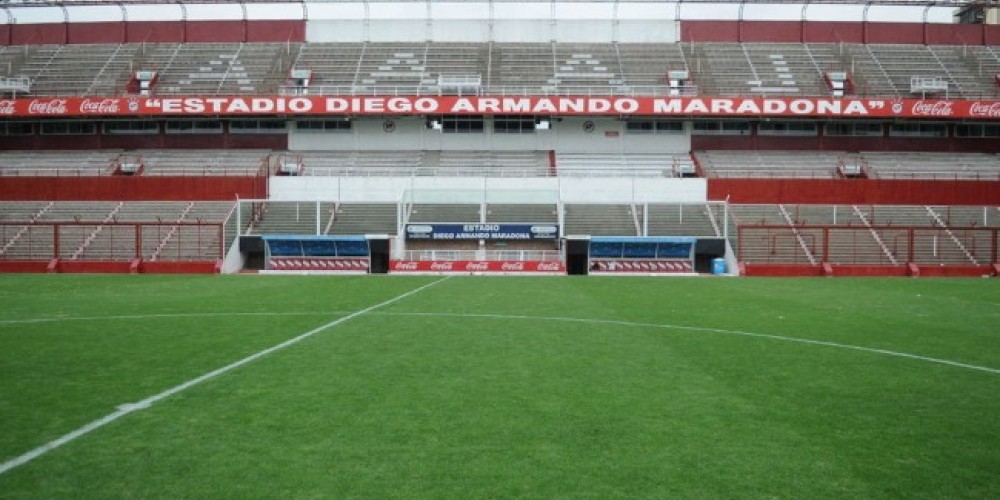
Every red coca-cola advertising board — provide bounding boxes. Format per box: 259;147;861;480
390;260;566;273
1;96;998;119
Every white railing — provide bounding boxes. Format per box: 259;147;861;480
280;84;697;97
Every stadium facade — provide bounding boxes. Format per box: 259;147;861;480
0;0;998;276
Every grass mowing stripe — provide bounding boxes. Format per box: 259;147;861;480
0;276;451;477
376;311;1000;375
0;311;350;325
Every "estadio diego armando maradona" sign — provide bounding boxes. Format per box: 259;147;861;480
405;224;559;240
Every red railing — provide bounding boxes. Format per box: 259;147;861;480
738;224;999;266
0;221;224;262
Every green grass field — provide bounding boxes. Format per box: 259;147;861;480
0;274;997;499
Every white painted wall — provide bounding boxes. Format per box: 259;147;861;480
6;2;954;29
289;117;691;153
269;176;707;204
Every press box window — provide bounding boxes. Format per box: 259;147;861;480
440;115;484;134
230;120;288;134
40;122;96;135
165;120;224;134
955;124;1000;138
295;120;352;132
757;121;818;136
889;123;947;137
104;121;159;135
824;122;883;137
625;119;684;134
493;116;535;134
0;122;33;136
692;121;750;135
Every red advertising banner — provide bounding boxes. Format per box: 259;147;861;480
3;96;1000;120
390;260;566;273
590;259;694;274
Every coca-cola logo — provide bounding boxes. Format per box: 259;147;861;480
430;262;455;271
0;100;16;115
465;262;490;272
536;262;562;272
500;262;525;272
79;98;120;114
969;102;1000;118
27;99;67;115
910;100;954;117
393;261;419;271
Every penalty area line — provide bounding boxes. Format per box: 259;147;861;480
0;276;451;477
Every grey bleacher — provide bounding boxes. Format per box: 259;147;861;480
966;46;1000;96
437;151;550;177
17;44;141;96
695;151;842;179
139;43;292;95
299;150;424;176
3;41;1000;98
490;43;555;94
563;204;638;236
249;201;319;235
138;149;270;176
407;203;481;223
485;204;557;223
689;43;829;96
289;43;365;92
845;44;988;99
352;43;431;94
616;43;689;92
0;150;120;177
861;152;1000;181
325;203;399;235
557;152;690;178
645;204;720;237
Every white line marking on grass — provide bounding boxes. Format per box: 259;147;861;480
0;277;451;476
376;312;1000;375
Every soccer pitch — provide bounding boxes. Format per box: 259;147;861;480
0;275;997;499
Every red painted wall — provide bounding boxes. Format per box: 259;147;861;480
739;21;802;43
864;22;925;44
246;20;305;42
0;176;263;201
803;22;865;44
681;20;740;42
67;22;126;44
925;24;984;45
11;24;66;45
0;261;50;273
680;20;995;45
185;21;246;43
708;178;1000;205
4;20;306;45
987;26;1000;45
139;261;218;274
126;21;186;43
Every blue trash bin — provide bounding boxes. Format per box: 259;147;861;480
711;258;727;275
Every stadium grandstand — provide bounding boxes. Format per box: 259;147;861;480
0;0;997;276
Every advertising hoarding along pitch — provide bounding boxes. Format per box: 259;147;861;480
3;96;999;119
